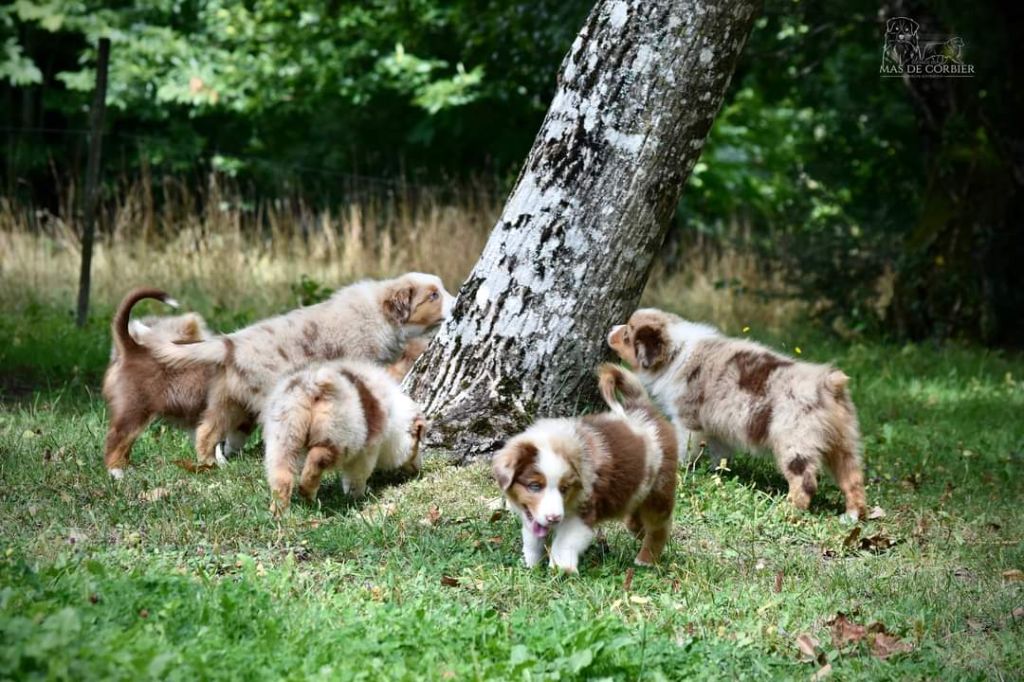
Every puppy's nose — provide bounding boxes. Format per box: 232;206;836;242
545;513;562;525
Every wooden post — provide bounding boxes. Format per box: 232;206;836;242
75;37;111;327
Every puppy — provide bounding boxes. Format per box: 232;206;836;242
262;360;426;514
608;308;867;520
101;288;251;478
492;364;677;573
137;273;453;467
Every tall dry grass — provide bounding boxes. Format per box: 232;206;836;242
0;173;802;331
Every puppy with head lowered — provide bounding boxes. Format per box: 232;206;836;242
101;288;252;478
608;308;867;520
262;360;426;515
137;273;452;467
493;364;677;573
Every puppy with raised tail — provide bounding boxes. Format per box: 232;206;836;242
101;288;252;478
262;360;426;515
492;364;677;573
137;273;452;468
607;308;867;520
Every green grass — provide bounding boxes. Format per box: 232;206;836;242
1;299;1023;680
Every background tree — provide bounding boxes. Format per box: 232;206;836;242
404;0;761;456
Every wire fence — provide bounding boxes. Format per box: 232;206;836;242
1;126;507;202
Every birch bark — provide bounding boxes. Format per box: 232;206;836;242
406;0;761;457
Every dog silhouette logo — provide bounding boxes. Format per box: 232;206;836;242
880;17;974;77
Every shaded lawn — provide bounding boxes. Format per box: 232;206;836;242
1;303;1022;680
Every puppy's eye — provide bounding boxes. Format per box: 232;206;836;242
428;291;439;301
558;484;569;494
527;482;542;493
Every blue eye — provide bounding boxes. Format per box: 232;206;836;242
527;482;542;493
429;291;439;301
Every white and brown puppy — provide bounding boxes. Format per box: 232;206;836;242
138;273;452;467
492;364;677;573
608;308;867;520
101;288;252;478
262;360;426;514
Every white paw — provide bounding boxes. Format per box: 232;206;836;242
214;444;228;468
108;468;125;481
840;511;860;524
549;551;580;574
523;548;543;568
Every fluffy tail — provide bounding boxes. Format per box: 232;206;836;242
111;287;179;357
135;325;228;369
597;363;653;415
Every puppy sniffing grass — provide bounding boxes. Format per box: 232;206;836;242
137;273;452;468
608;308;867;520
263;360;426;515
101;288;252;478
493;364;677;573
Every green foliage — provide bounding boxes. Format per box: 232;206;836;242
1;0;1020;343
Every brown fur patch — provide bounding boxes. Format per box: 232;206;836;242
384;286;414;324
731;351;793;395
748;403;773;444
634;325;667;371
493;441;539;491
223;338;236;367
788;455;808;475
277;346;290;362
580;415;647;523
339;369;385;442
802;473;818;497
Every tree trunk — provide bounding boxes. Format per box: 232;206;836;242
405;0;761;458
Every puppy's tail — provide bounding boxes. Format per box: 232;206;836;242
597;363;653;415
135;326;228;369
112;287;179;357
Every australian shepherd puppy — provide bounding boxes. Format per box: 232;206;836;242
492;364;677;573
101;288;252;478
137;273;452;468
607;308;867;520
262;359;426;515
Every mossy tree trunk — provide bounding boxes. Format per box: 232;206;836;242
405;0;761;458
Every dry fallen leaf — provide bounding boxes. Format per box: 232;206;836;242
488;508;505;523
173;460;215;473
828;613;867;647
843;527;862;550
860;532;896;552
359;502;397;521
1002;569;1024;582
867;506;886;520
623;567;635;591
420;504;441;526
629;595;650;605
1011;607;1024;620
795;633;819;662
869;630;914;659
139;487;171;503
440;575;460;588
774;571;784;594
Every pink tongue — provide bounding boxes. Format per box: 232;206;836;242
531;521;549;538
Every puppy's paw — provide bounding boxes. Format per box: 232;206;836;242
214;443;228;468
108;468;125;481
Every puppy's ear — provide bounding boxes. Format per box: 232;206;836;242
384;285;416;324
633;325;664;370
180;314;203;343
492;441;536;491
